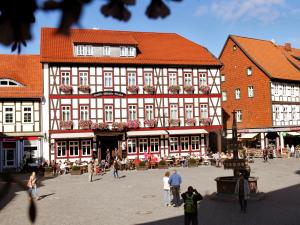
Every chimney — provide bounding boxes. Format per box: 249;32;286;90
284;42;292;51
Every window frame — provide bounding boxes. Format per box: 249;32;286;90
81;140;91;156
247;67;252;76
236;110;242;122
103;71;113;88
127;71;137;86
0;79;22;86
3;106;14;124
235;88;241;99
139;138;148;154
222;91;227;101
144;72;153;86
76;45;85;56
170;137;179;152
170;104;179;119
22;106;33;123
86;45;93;56
145;104;154;120
61;71;71;86
79;71;89;86
191;136;200;151
128;104;138;120
184;104;194;120
199;72;207;86
103;46;111;56
180;136;189;151
127;139;137;154
61;105;72;122
104;105;114;122
220;74;225;82
168;72;178;86
183;72;193;86
248;86;254;98
79;105;89;121
56;141;67;157
150;137;159;153
200;104;208;119
69;141;79;156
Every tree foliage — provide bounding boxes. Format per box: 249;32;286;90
0;0;183;53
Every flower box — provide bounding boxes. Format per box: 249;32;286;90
168;85;181;94
91;122;99;130
199;118;212;126
185;118;196;126
144;119;157;128
137;161;148;170
143;85;156;93
79;120;92;129
199;85;210;94
99;122;109;130
183;85;194;93
127;120;140;129
158;160;168;169
127;85;139;93
78;85;90;93
59;85;73;94
169;119;180;127
60;120;73;130
71;166;82;175
112;122;127;131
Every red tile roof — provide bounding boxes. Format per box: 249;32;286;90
41;28;221;66
230;35;300;81
0;55;42;98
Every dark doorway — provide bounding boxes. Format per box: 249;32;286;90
97;135;122;159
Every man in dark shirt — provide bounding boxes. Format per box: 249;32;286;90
181;186;203;225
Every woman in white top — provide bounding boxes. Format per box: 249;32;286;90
163;171;171;206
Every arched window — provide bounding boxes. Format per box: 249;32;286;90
0;79;22;86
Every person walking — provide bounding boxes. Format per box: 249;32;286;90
235;174;250;213
27;171;40;200
88;160;94;182
263;148;268;162
163;171;171;206
181;186;203;225
168;170;182;207
113;159;120;179
106;149;111;165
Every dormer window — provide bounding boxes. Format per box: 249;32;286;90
103;46;110;56
76;45;85;56
120;46;135;57
86;45;93;56
0;79;22;86
75;45;93;56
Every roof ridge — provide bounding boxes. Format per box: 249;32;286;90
230;34;274;44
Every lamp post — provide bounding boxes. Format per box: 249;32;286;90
232;110;239;160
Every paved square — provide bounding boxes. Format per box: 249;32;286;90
1;158;300;225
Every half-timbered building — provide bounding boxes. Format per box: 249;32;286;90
220;35;300;151
41;28;222;161
0;55;43;172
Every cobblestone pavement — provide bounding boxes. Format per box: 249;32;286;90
1;158;299;225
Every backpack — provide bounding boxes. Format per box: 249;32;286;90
184;194;196;213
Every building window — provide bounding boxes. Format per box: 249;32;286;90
76;45;85;56
144;72;153;86
235;88;241;99
169;73;177;85
103;46;110;56
69;141;79;156
22;106;33;123
222;91;227;101
80;105;89;120
120;46;135;57
57;141;67;157
128;139;137;153
236;110;242;122
233;45;237;51
79;72;88;86
128;105;137;120
282;85;286;95
291;85;295;96
81;140;91;156
200;104;208;118
191;136;200;151
170;104;178;119
248;86;254;98
104;72;112;88
170;137;178;152
62;106;71;121
247;67;252;76
145;105;154;120
150;138;159;152
185;104;193;119
275;106;280;120
4;107;14;124
0;79;21;86
86;46;93;56
128;47;135;57
274;84;279;95
104;105;113;122
199;73;207;86
128;72;136;86
184;73;192;86
61;72;70;85
292;106;296;120
282;107;288;120
139;138;148;153
221;74;225;82
180;137;189;151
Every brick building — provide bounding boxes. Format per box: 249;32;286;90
220;35;300;151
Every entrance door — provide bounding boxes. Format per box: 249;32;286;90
97;136;121;159
4;148;16;168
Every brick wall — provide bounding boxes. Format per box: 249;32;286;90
220;38;272;130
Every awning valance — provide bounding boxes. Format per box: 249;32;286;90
168;129;208;135
239;133;259;139
127;130;167;137
51;132;95;139
287;132;300;136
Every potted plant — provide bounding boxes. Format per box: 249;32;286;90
158;160;168;169
137;161;147;170
91;122;99;130
79;120;92;129
60;120;73;130
185;118;196;126
168;85;181;94
112;122;127;131
127;85;139;93
78;85;90;93
127;120;140;129
169;119;180;127
188;158;197;167
199;85;210;94
43;166;54;177
70;165;82;175
183;85;194;93
99;122;109;131
199;118;212;126
143;85;156;94
59;84;73;94
144;119;157;128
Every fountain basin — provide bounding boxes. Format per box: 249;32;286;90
215;176;258;194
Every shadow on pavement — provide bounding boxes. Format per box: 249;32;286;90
39;193;55;200
294;170;300;176
137;184;300;225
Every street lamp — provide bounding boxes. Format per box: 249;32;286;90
232;110;239;160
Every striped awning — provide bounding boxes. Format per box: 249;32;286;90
127;130;167;137
51;132;95;139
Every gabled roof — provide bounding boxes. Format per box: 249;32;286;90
226;35;300;81
41;28;221;67
0;55;42;98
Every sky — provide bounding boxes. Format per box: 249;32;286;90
0;0;300;57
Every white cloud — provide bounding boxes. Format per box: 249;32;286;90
195;0;287;23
